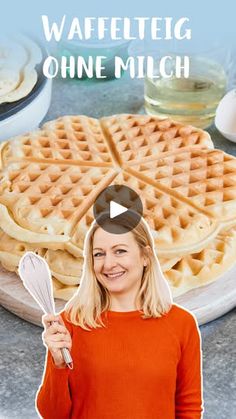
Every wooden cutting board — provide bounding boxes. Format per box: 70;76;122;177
0;264;235;326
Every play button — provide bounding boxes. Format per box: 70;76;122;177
93;185;143;234
110;201;128;218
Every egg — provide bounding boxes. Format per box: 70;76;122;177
215;89;236;142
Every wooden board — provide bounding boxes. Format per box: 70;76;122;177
0;264;236;326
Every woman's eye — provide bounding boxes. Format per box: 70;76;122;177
93;252;104;257
115;249;126;255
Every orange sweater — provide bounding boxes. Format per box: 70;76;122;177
36;304;203;419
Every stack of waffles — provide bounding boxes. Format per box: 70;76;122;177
0;114;236;300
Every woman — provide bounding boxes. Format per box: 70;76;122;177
36;212;203;419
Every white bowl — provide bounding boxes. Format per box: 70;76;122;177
0;77;52;142
215;89;236;143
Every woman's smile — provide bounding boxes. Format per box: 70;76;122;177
103;270;126;280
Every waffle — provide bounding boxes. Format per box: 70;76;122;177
53;278;78;301
127;148;236;225
66;172;219;258
159;256;182;272
1;115;213;169
1;116;115;168
44;249;83;286
0;113;236;299
112;172;219;256
101;114;213;165
0;228;82;287
0;115;221;257
0;229;45;271
0;115;234;256
0;161;117;243
166;225;236;297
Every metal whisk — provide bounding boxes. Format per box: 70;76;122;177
18;251;73;369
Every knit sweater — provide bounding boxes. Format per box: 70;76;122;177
36;304;203;419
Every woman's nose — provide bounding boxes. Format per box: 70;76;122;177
103;253;117;270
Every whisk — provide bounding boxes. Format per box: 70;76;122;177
18;251;73;369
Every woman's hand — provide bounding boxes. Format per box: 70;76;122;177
42;314;72;368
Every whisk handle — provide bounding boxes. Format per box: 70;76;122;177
62;347;73;370
51;320;73;370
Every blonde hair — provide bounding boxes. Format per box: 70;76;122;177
65;213;172;330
